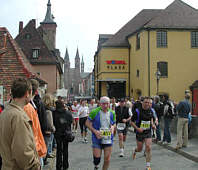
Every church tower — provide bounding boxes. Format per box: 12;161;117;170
40;0;57;50
74;48;80;95
81;55;84;73
64;48;70;89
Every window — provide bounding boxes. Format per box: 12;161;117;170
136;69;140;77
157;31;167;47
136;33;140;50
32;49;40;59
157;61;168;77
191;31;198;48
24;33;31;40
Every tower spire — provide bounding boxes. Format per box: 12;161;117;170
42;0;55;23
64;47;69;61
75;47;80;58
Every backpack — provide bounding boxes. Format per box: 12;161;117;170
164;101;175;119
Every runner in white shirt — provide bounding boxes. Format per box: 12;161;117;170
78;100;89;143
89;99;98;114
71;101;79;133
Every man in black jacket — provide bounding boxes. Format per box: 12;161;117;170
53;100;73;170
115;98;132;157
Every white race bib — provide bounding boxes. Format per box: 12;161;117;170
117;123;126;130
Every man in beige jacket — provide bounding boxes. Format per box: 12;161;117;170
0;78;40;170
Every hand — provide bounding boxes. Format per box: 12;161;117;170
94;130;102;139
122;119;127;123
152;124;156;130
137;128;143;133
110;126;114;135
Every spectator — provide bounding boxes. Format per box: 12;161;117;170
24;79;47;168
53;100;73;170
175;93;191;150
42;93;56;164
0;78;40;170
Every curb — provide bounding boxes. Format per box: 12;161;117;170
128;128;198;163
156;142;198;163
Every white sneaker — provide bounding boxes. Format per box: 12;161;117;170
119;149;124;157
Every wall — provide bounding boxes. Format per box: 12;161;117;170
34;65;57;94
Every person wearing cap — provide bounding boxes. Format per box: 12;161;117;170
175;92;191;150
115;98;132;157
85;96;116;170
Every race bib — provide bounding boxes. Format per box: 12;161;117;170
140;121;150;130
100;128;112;144
117;123;126;130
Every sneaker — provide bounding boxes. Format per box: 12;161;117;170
146;167;151;170
175;145;182;150
164;141;171;145
94;165;99;170
84;138;88;143
119;150;124;157
132;149;136;160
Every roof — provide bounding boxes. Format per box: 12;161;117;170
0;27;46;83
102;9;162;47
80;72;91;79
102;0;198;48
40;0;56;24
144;0;198;29
15;19;57;65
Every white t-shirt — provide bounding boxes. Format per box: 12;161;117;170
78;106;89;118
71;105;79;118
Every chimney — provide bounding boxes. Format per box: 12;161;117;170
32;19;36;28
19;21;23;33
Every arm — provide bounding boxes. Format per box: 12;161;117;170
85;118;102;139
12;114;40;170
131;121;143;133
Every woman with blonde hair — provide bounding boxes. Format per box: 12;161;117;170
42;93;56;165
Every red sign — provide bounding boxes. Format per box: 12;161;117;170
106;60;126;64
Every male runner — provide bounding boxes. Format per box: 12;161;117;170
131;97;156;170
115;98;131;157
85;96;116;170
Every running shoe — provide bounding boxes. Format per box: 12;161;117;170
84;138;88;143
94;165;99;170
132;149;136;160
119;150;124;157
146;167;151;170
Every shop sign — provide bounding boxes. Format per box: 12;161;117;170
106;60;126;64
106;60;126;70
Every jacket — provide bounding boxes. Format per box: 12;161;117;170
0;101;40;170
24;103;47;158
53;108;73;138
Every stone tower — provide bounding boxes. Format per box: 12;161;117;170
40;0;57;50
74;48;80;95
81;55;84;73
64;48;70;89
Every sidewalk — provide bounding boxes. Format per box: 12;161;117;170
128;127;198;163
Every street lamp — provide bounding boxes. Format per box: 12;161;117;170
155;69;161;95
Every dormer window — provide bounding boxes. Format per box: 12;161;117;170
32;48;40;59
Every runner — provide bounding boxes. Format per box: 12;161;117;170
85;96;116;170
131;97;156;170
71;101;79;133
115;98;132;157
78;100;89;143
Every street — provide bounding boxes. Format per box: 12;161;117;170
49;130;198;170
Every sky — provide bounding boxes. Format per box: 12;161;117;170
1;0;198;72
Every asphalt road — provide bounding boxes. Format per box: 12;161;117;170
49;130;198;170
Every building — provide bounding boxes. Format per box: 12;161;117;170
64;48;91;97
0;27;46;104
94;0;198;104
15;0;63;94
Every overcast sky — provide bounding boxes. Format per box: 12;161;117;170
1;0;198;72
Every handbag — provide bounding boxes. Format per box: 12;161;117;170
65;130;75;142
